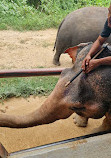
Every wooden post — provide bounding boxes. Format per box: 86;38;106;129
0;143;8;158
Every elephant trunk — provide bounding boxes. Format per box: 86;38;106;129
0;106;56;128
0;98;73;128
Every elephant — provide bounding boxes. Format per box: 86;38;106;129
0;43;111;132
53;6;111;65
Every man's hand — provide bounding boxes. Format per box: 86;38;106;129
82;54;91;71
83;59;101;73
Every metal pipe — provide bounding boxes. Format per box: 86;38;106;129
0;68;64;78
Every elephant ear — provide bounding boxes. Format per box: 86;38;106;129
64;46;78;63
64;42;93;63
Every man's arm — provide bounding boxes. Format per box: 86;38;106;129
97;56;111;65
87;35;107;57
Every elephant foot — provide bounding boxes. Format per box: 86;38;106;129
53;59;60;66
73;114;88;127
92;117;111;133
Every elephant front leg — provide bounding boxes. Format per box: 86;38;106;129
91;117;111;133
73;114;88;127
91;110;111;133
98;112;111;132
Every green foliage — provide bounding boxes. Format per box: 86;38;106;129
86;0;110;6
0;0;34;17
0;76;58;101
26;0;41;8
0;0;111;30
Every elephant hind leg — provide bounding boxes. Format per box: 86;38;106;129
53;50;61;66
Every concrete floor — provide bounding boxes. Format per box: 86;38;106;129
9;132;111;158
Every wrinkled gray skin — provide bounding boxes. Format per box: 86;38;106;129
0;43;111;132
53;6;111;65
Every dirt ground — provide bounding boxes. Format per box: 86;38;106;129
0;29;104;154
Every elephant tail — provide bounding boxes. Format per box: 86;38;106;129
53;18;65;51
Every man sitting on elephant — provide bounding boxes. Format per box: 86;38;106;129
82;4;111;73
